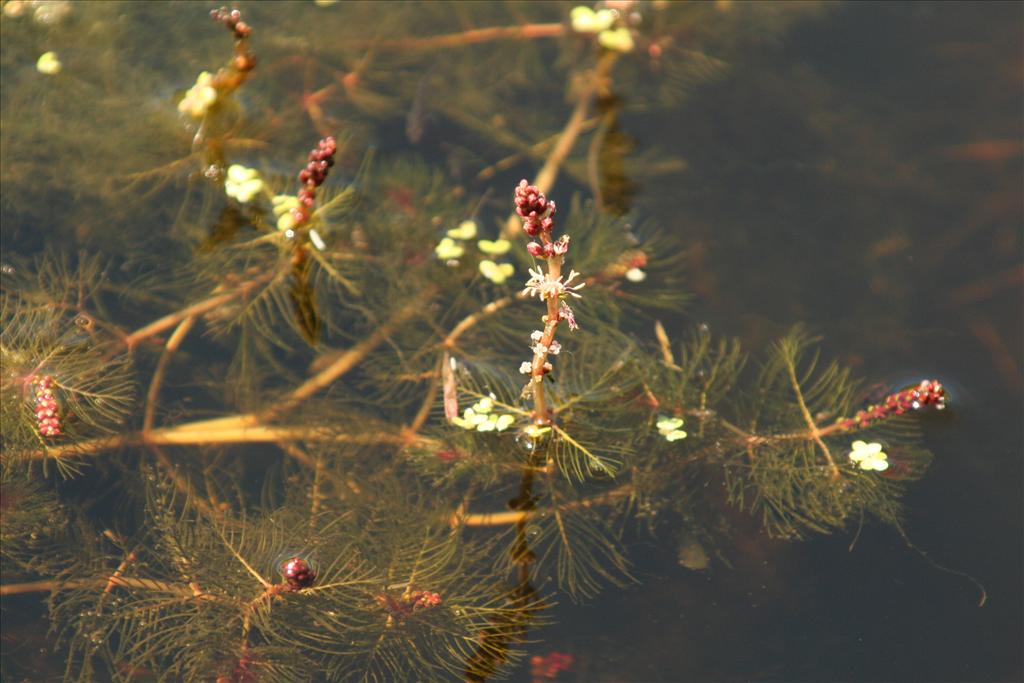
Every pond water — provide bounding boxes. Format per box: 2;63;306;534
1;2;1020;681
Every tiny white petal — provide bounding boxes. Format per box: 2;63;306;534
625;267;646;282
309;229;326;251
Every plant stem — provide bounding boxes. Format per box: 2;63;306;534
503;51;618;238
122;278;265;350
786;359;841;479
143;316;195;432
455;484;632;527
261;293;430;419
443;294;522;349
0;577;205;598
28;426;432;461
476;117;599;181
28;292;435;461
371;22;565;51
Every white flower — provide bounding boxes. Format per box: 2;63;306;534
656;416;687;442
476;413;514;432
494;414;515;431
519;361;533;375
478;239;511;255
435;237;464;260
530;340;561;357
563;270;585;296
277;213;296;232
522;267;545;296
224;165;264;203
178;71;218;118
598;27;634;53
848;440;888;471
272;195;300;232
272;194;299;214
451;398;515;433
36;51;61;75
571;6;616;34
522;267;585;301
479;259;515;284
447;220;477;240
530;330;544;342
452;405;489;429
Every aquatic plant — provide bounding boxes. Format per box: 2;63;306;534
0;2;988;681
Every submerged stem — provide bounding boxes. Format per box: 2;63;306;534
785;358;840;479
372;22;565;52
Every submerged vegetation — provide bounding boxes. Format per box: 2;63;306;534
0;2;996;681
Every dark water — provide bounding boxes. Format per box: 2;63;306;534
1;1;1020;681
529;3;1023;681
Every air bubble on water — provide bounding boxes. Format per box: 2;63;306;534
698;322;710;334
525;525;540;540
514;432;537;454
